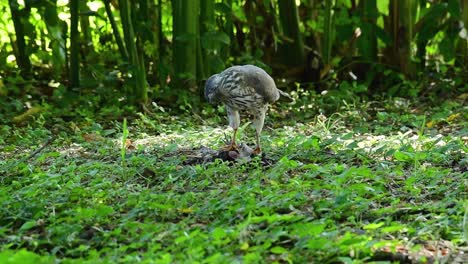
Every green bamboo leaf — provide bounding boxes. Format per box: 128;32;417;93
201;31;230;47
447;0;461;18
214;3;231;14
341;0;352;8
377;0;389;16
417;4;446;41
439;36;456;61
206;55;225;72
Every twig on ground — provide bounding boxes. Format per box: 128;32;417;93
0;136;57;179
24;136;57;161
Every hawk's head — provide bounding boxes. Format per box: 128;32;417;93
204;74;222;104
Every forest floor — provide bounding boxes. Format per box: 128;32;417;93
0;92;467;263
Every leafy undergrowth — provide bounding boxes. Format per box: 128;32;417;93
0;93;467;263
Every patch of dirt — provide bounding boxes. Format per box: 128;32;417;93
372;240;467;264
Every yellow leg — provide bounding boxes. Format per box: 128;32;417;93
253;131;262;154
223;129;238;151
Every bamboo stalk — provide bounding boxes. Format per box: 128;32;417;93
357;0;377;62
69;0;80;89
79;0;94;55
278;0;305;66
103;0;128;61
224;0;235;56
322;0;333;66
8;0;32;78
200;0;214;76
43;0;66;79
118;0;148;103
398;0;417;78
172;0;198;88
458;0;468;66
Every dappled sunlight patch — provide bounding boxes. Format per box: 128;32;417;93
117;126;227;152
58;143;86;158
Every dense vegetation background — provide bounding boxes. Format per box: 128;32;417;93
1;0;467;108
0;0;467;263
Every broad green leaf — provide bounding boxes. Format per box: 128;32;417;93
376;0;389;16
0;250;53;264
439;36;455;61
240;242;249;250
211;227;226;240
299;222;326;236
201;31;230;49
303;137;320;150
394;151;413;161
270;246;288;254
338;233;368;246
363;222;384;230
381;224;406;233
307;237;332;250
337;257;354;264
96;205;114;217
19;220;36;231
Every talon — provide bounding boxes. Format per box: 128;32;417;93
222;143;238;151
253;147;262;155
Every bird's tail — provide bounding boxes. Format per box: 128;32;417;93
278;89;292;101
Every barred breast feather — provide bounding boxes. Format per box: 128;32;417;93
216;65;280;110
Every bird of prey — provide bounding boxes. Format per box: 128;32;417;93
204;65;290;154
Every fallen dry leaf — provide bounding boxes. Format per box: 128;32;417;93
83;133;104;142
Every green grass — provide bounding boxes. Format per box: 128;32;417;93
0;94;466;263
